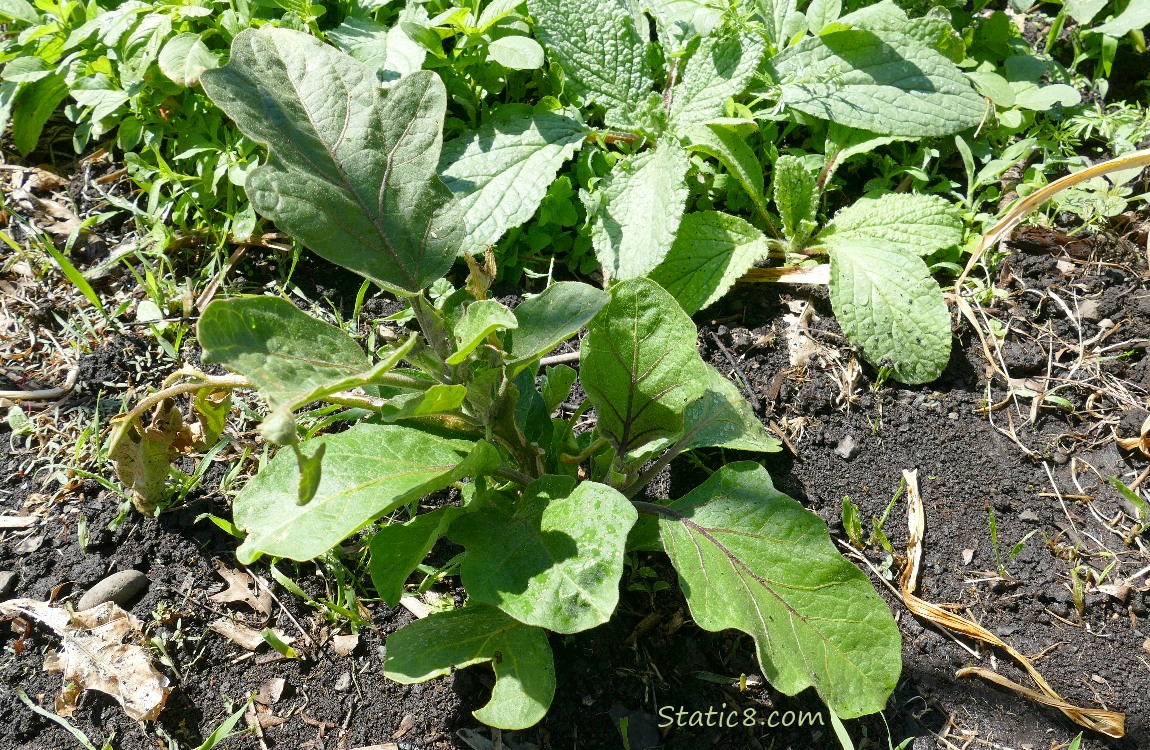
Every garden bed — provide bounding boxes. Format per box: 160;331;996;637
1;154;1148;749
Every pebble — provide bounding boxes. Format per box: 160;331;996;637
834;434;860;460
77;569;149;611
0;571;15;597
1018;509;1039;522
334;671;353;692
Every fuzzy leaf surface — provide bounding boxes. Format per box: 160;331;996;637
659;463;901;718
828;239;951;384
767;28;985;136
817;193;963;257
233;426;497;563
580;278;708;456
586;140;690;281
670;30;765;129
527;0;652;126
200;27;460;294
772;155;818;243
683;123;766;209
385;603;555;729
649;211;769;314
440;106;588;255
451;476;637;633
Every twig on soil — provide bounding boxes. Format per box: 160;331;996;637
0;363;78;401
709;332;761;412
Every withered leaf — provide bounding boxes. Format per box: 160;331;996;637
0;598;169;721
209;561;272;617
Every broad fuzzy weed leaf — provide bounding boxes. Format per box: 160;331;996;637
767;29;985;137
527;0;653;127
649;210;770;314
817;193;963;257
12;74;68;156
506;282;611;372
756;0;803;51
772;155;819;244
659;463;901;718
683;123;767;211
451;476;637;633
327;6;428;84
585;140;690;281
200;27;461;294
670;30;765;129
158;32;218;87
828;239;951;384
232;425;498;563
0;0;39;24
440;106;589;256
581;278;708;457
385;603;555;730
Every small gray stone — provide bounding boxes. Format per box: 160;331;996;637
1019;509;1039;522
0;571;16;596
834;434;860;460
77;569;149;611
334;671;352;692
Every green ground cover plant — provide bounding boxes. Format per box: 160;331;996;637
108;25;905;730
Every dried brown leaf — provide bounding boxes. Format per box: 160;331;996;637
330;633;359;657
0;598;169;721
209;561;272;617
209;618;266;651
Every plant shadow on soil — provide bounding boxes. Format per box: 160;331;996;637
2;216;1150;750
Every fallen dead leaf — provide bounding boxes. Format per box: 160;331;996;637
210;619;266;651
209;561;272;618
0;598;169;721
899;470;1124;738
392;713;415;739
1114;414;1150;458
257;677;286;705
331;632;359;657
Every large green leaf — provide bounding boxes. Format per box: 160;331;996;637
755;0;803;51
817;193;963;257
232;425;498;563
585;140;690;281
828;239;951;384
527;0;653;127
200;27;461;294
670;30;765;129
506;282;611;371
198;296;404;410
440;106;588;255
384;603;555;730
581;278;709;456
767;28;985;137
660;463;901;718
451;476;637;633
0;0;39;23
680;364;780;453
649;211;770;314
158;32;219;87
1090;1;1150;36
370;506;463;606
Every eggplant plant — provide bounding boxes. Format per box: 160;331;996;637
109;27;900;730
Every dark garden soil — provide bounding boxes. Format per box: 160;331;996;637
3;154;1150;750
